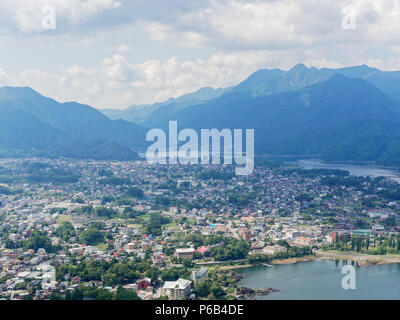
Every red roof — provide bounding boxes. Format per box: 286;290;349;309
196;246;210;253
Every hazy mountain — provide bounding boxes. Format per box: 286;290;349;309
164;75;400;165
103;64;400;130
230;63;328;97
0;87;146;160
2;64;400;165
102;104;151;124
39;138;139;161
102;86;229;126
230;63;400;102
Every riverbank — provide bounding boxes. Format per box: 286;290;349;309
209;250;400;270
214;264;252;271
315;250;400;266
295;159;400;182
271;255;316;265
236;259;400;300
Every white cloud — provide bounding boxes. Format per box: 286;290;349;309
2;0;400;109
1;0;121;32
0;50;290;109
136;0;400;52
139;21;210;48
366;58;400;71
116;44;132;53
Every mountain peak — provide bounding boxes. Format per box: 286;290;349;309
0;86;44;102
0;86;38;94
289;63;308;72
356;64;374;70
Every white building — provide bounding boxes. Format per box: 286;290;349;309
191;268;208;284
161;278;192;300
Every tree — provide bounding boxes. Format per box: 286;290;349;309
80;227;104;245
210;238;250;261
126;187;144;199
65;290;72;300
155;196;172;208
183;259;194;268
73;197;84;204
115;286;141;300
248;253;272;265
79;205;94;215
101;196;115;205
71;288;84;300
145;213;170;236
55;221;75;241
194;281;211;298
355;236;362;253
385;216;396;227
23;230;55;253
0;186;12;195
94;206;117;218
210;283;224;297
122;207;142;219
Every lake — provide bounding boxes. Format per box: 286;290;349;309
296;159;400;183
237;260;400;300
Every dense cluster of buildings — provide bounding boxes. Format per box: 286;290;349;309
0;158;399;300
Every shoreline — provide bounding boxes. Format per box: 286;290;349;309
212;252;400;299
315;250;400;267
256;156;400;169
269;251;400;267
271;255;317;265
222;251;400;271
214;264;253;271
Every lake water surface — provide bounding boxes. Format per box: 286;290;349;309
237;260;400;300
296;160;400;183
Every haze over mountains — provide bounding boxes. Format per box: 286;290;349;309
104;63;400;125
171;74;400;166
101;64;400;166
1;64;400;165
0;87;146;160
102;86;230;127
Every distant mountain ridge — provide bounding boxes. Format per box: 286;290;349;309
229;63;400;101
0;86;146;161
1;63;400;165
154;74;400;166
102;64;400;128
102;86;229;126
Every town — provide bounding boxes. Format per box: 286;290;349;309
0;158;399;300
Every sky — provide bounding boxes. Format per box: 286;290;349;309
1;0;400;109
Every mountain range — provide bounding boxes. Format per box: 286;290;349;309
1;64;400;165
103;64;400;127
0;86;146;160
168;74;400;165
101;64;400;166
102;86;229;127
